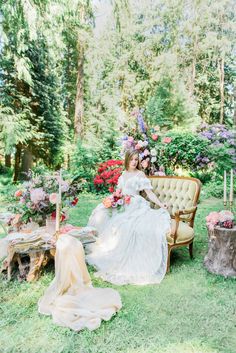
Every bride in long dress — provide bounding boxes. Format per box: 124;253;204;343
38;234;122;331
87;150;171;285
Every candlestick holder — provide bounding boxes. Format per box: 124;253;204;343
223;201;227;209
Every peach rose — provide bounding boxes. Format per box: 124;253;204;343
103;197;112;208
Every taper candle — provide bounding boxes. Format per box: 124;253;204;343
223;170;227;204
229;169;233;203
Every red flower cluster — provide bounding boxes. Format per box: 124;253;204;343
94;159;123;192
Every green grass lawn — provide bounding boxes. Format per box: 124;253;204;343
0;193;235;353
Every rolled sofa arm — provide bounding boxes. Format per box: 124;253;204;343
171;206;197;242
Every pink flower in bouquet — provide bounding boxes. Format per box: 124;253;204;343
49;193;58;204
151;134;158;141
124;195;131;205
206;211;219;224
114;189;122;198
15;190;23;197
108;186;114;193
103;197;113;208
218;210;234;223
30;188;46;204
135;144;141;150
206;212;220;230
163;137;172;144
128;136;134;142
141;159;149;169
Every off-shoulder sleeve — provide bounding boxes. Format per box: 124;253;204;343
117;175;124;189
136;176;153;191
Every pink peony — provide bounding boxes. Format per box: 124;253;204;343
30;188;46;204
163;137;172;144
206;211;220;225
143;149;150;156
49;193;58;204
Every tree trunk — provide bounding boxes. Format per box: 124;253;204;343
21;148;33;179
219;57;225;124
204;226;236;277
74;46;84;141
5;154;11;168
13;144;22;183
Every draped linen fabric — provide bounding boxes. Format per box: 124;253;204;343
38;235;122;331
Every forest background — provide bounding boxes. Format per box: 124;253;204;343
0;0;235;195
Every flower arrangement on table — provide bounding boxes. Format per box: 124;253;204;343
206;210;234;231
8;171;81;228
103;189;131;215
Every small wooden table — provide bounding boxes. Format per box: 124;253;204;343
204;226;236;277
1;234;96;282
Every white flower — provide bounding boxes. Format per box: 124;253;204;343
150;149;157;156
151;157;157;163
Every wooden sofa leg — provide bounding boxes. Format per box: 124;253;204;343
189;242;193;259
166;246;172;273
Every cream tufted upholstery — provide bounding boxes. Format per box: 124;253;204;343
147;176;201;271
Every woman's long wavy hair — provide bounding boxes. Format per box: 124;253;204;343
124;150;141;171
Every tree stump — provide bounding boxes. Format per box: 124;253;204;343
204;226;236;277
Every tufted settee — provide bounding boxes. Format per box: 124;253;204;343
147;176;201;271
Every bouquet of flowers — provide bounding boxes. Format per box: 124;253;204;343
102;189;131;215
206;210;234;231
9;171;82;227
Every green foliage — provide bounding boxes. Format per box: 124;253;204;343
153;132;211;173
145;76;198;129
70;141;100;191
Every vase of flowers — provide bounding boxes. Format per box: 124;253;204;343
9;171;81;228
